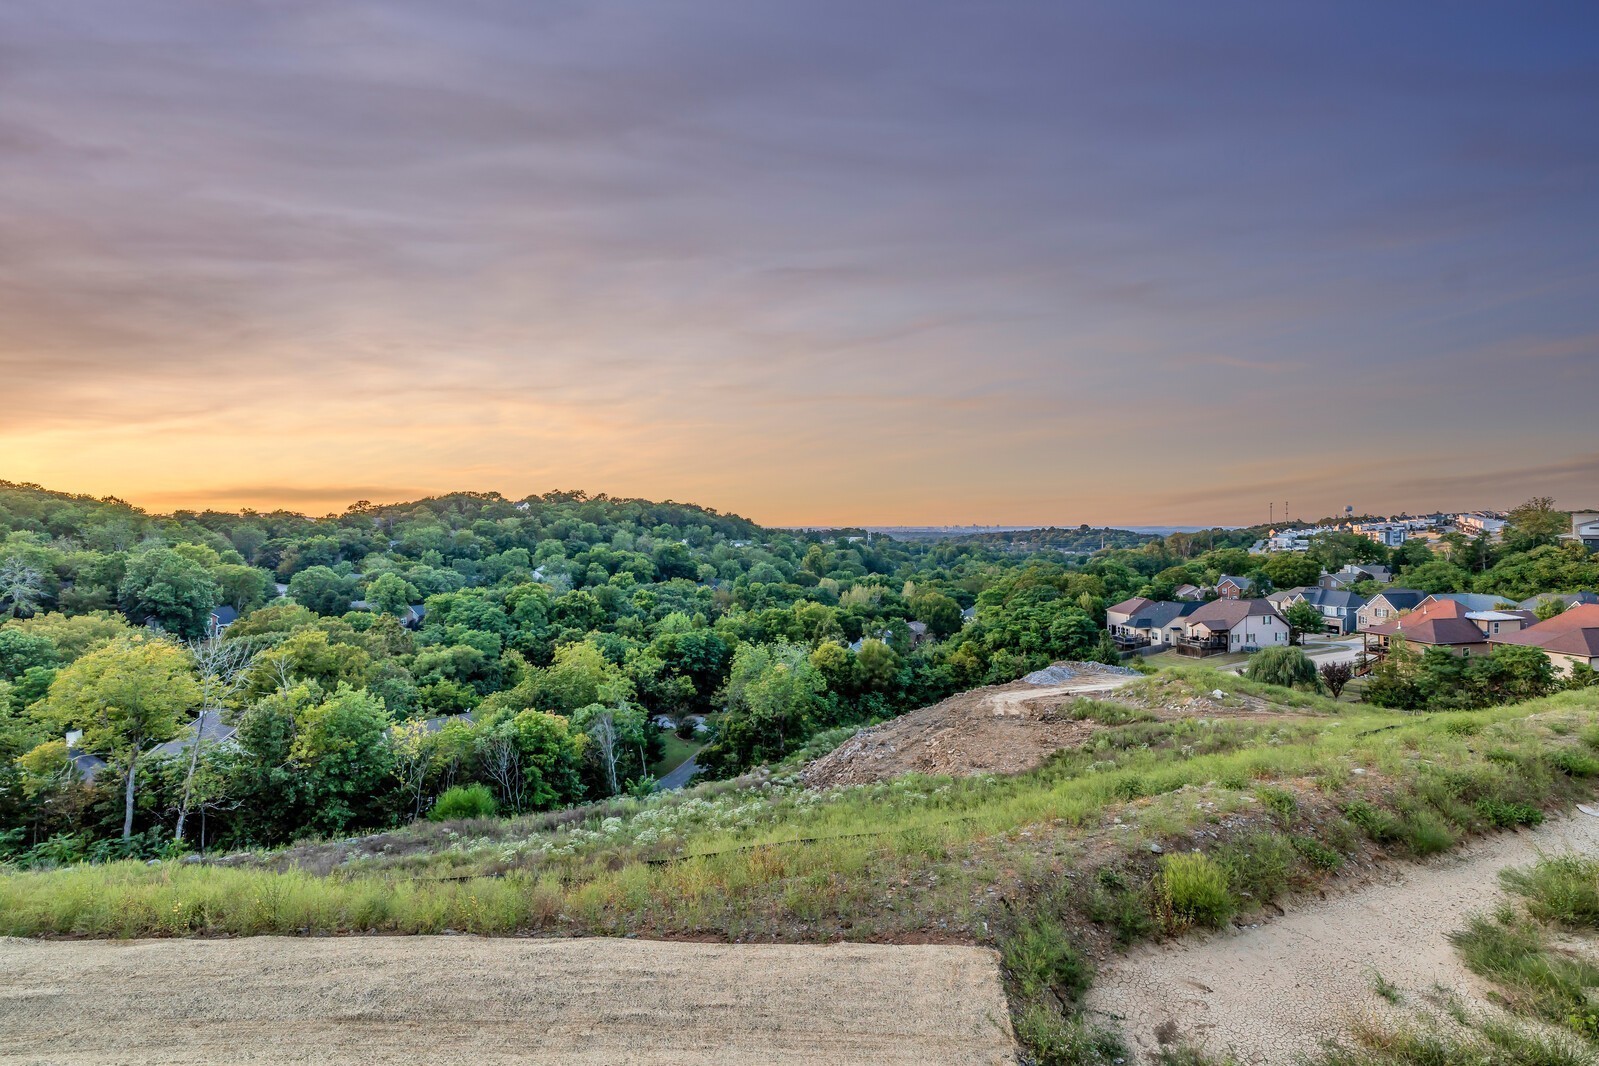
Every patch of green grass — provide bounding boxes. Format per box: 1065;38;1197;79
1013;1005;1127;1066
1155;852;1234;934
1291;834;1344;872
1368;969;1404;1004
1500;854;1599;931
648;732;704;777
1450;910;1599;1042
1083;868;1155;945
1002;914;1090;1002
1216;831;1296;909
1311;1016;1592;1066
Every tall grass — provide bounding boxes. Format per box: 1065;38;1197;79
2;685;1596;941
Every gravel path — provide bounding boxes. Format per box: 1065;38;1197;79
1086;809;1599;1063
0;936;1017;1065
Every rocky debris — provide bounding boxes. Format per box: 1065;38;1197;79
1022;661;1140;685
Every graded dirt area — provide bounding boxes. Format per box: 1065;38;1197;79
0;936;1017;1066
1086;809;1599;1064
800;663;1297;789
801;663;1139;788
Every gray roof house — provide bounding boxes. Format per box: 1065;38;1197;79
147;708;238;760
1518;591;1599;613
1279;587;1369;635
1424;592;1522;613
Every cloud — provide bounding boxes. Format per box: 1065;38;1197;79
1;2;1596;524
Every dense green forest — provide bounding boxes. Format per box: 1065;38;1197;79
0;481;1593;862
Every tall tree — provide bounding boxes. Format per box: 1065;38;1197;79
35;637;200;839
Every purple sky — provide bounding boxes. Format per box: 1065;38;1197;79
2;2;1596;524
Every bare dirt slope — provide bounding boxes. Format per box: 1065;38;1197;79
0;936;1017;1066
801;664;1291;789
1086;810;1599;1064
801;664;1137;787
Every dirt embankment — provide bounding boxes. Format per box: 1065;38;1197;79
801;664;1137;788
0;937;1017;1066
1085;810;1599;1064
801;664;1292;789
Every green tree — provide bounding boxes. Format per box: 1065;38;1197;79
1282;601;1326;645
1505;496;1570;548
287;566;355;617
854;638;900;691
910;592;963;639
366;573;419;616
530;640;634;715
34;637;200;839
212;564;273;613
1243;646;1319;690
1399;559;1471;594
1261;554;1322;591
289;686;394;836
118;548;219;638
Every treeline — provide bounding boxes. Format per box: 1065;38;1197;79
0;483;1149;858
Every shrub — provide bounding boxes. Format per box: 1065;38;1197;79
1397;811;1457;856
428;784;499;822
1244;647;1319;690
1550;749;1599;777
1156;852;1234;933
1345;800;1403;844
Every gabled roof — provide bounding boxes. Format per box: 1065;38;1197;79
1518;591;1599;612
208;605;239;626
1490;604;1599;658
1425;592;1521;613
1363;598;1488;646
1127;601;1202;629
1185;598;1282;630
1216;574;1253;590
1107;596;1156;617
1298;587;1368;610
147;709;238;760
1367;588;1427;612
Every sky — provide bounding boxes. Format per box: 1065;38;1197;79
2;2;1597;527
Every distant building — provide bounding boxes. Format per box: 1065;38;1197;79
1354;522;1409;547
1355;589;1429;631
206;605;239;636
1456;512;1508;539
1565;512;1599;552
1215;575;1254;600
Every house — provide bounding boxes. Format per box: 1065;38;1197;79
1355;523;1409;547
1355;589;1428;631
1215;575;1254;600
401;604;428;630
1518;591;1599;614
63;730;106;782
1106;597;1157;634
1456;512;1508;539
1490;604;1599;675
1320;563;1392;589
1564;512;1599;552
206;605;239;636
1277;587;1369;635
906;621;932;646
147;709;238;760
1173;583;1204;601
1360;598;1531;657
1109;600;1200;650
1176;599;1289;657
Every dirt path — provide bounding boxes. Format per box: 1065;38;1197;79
0;936;1016;1066
1086;809;1599;1064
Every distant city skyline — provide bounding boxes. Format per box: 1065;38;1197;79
3;4;1596;524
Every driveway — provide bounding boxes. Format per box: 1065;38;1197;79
655;755;701;791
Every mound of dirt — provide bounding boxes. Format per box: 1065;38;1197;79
802;663;1139;788
1023;662;1140;685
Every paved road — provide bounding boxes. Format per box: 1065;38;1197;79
655;755;701;791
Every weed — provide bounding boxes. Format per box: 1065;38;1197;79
1368;969;1404;1004
1345;800;1403;844
1216;832;1295;907
1084;868;1155;944
1014;1004;1128;1066
1002;914;1090;1003
1474;798;1544;829
1451;910;1599;1042
1255;786;1298;827
1290;834;1344;872
1155;853;1233;934
1499;854;1599;931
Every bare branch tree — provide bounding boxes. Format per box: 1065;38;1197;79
174;634;255;844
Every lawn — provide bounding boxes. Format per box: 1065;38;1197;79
1139;648;1249;670
649;732;704;778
